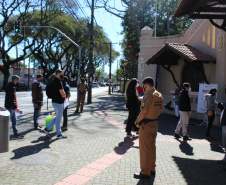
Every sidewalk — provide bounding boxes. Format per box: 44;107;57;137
0;90;225;185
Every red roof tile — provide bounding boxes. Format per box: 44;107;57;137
147;43;216;65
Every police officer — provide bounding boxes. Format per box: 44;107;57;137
75;78;88;113
134;77;163;179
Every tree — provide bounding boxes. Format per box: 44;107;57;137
0;0;38;89
0;0;62;89
94;69;104;82
97;0;193;79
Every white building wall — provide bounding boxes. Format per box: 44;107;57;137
138;20;226;124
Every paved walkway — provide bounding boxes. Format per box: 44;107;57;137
0;90;226;185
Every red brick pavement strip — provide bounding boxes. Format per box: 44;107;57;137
55;111;134;185
55;111;221;185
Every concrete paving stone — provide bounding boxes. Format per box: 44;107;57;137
1;91;226;184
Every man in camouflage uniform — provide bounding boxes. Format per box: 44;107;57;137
75;78;88;113
134;77;163;179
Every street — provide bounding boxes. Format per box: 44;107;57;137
0;86;109;113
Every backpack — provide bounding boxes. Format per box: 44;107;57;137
46;81;53;99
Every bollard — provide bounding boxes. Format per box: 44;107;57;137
0;107;10;153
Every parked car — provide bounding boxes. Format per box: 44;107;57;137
99;83;106;87
92;82;99;88
16;82;28;91
41;82;46;90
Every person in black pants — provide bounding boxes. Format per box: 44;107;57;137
204;88;217;140
125;78;140;137
61;76;71;131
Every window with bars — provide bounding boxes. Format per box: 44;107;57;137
182;62;205;92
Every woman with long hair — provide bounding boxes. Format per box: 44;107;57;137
125;78;140;137
204;88;218;140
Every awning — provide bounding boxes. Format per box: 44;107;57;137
173;0;226;32
173;0;225;18
146;43;216;65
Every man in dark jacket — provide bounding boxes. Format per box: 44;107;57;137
5;75;24;139
174;83;192;141
43;69;67;139
32;74;44;130
220;103;226;163
61;76;71;131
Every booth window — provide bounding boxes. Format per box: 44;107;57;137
182;62;205;92
207;25;211;46
202;31;205;42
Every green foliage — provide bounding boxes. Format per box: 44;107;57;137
94;69;104;81
119;0;193;80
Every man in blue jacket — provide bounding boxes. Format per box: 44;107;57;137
5;75;24;139
174;83;192;141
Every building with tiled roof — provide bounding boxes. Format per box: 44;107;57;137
138;19;226;124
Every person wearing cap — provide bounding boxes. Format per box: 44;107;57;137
134;77;163;179
75;78;88;113
174;82;192;141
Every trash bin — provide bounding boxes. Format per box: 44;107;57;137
0;107;10;153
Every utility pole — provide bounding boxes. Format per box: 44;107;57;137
167;3;170;36
87;0;94;104
154;6;157;37
116;59;118;86
109;42;112;95
105;42;117;95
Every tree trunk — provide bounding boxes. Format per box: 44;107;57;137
2;67;10;90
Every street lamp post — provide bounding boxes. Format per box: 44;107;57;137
87;0;95;104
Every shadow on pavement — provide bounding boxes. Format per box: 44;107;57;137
10;128;34;140
172;156;226;185
11;136;57;159
114;137;138;155
158;113;224;154
176;139;194;156
89;93;126;111
137;176;155;185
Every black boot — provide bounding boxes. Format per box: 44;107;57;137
183;135;192;141
174;133;181;139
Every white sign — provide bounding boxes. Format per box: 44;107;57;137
197;83;218;113
15;110;24;116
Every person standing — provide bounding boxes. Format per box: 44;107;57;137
43;69;66;139
173;84;180;119
125;78;140;137
219;102;226;164
204;88;218;140
75;78;88;113
174;83;192;141
134;77;163;179
61;76;71;131
137;82;144;96
5;75;24;139
137;81;144;113
32;74;44;130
